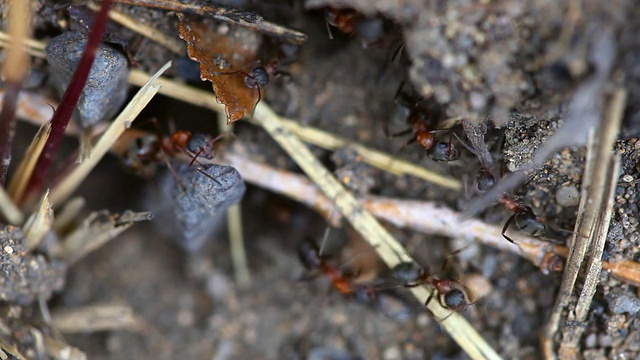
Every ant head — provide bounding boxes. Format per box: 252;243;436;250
476;168;496;192
297;239;323;271
429;141;460;162
391;262;425;283
515;209;545;237
171;130;191;149
539;252;564;275
244;66;269;88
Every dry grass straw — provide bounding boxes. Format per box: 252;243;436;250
0;185;23;224
7;121;51;203
23;189;53;250
251;103;501;360
543;88;626;359
52;304;143;333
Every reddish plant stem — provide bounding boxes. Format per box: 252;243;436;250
0;81;23;186
23;0;114;200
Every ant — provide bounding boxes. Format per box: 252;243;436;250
499;194;545;243
391;261;472;314
459;121;545;242
325;7;359;36
388;82;461;162
297;237;377;305
121;120;226;189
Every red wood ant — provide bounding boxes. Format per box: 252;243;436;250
121;122;226;189
298;237;377;305
499;195;545;243
388;83;461;162
325;7;360;37
391;261;472;313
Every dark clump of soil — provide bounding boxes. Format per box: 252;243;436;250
2;0;640;359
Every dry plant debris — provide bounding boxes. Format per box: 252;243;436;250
178;14;262;123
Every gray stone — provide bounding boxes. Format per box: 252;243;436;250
46;31;130;128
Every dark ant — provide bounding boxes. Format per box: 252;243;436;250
499;195;545;243
298;237;377;305
388;83;461;162
215;60;280;108
391;261;472;313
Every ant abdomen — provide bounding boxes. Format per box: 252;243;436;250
515;210;546;237
442;288;467;312
298;239;323;271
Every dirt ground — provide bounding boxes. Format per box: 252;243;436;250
2;0;640;359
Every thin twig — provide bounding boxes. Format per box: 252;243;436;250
24;0;114;201
250;103;502;360
87;2;183;54
112;0;308;45
58;210;152;265
543;88;626;359
194;150;640;287
0;0;31;185
0;185;23;225
52;304;143;333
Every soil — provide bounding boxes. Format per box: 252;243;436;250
2;0;640;359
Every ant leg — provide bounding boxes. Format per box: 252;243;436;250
194;167;222;186
424;288;436;307
501;214;516;243
159;150;186;192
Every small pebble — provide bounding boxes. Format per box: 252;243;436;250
607;291;640;314
152;164;246;252
46;31;130;128
556;184;580;207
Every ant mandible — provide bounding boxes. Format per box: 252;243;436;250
391;261;472;313
499;195;545;243
388;82;461;162
298;237;377;305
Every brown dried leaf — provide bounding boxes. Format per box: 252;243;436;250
177;15;259;123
